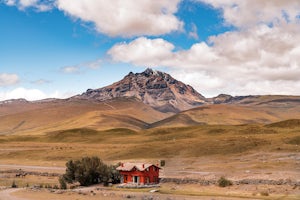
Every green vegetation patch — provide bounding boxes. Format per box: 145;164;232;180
45;128;137;143
266;119;300;129
286;136;300;145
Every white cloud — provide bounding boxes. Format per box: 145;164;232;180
108;22;300;96
108;37;175;67
0;87;75;101
61;66;81;74
56;0;183;37
188;23;199;40
84;59;102;70
60;59;102;74
3;0;53;11
4;0;16;6
30;79;51;85
198;0;300;28
0;73;19;87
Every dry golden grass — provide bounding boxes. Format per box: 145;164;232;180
0;98;170;135
0;123;299;177
0;175;59;188
0;122;299;200
154;104;300;127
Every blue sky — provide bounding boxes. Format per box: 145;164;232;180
1;0;300;100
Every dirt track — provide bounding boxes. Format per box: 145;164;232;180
0;188;26;200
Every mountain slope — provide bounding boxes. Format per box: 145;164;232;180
0;97;170;135
73;68;208;112
151;102;300;127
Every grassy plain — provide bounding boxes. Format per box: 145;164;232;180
0;121;299;177
0;115;299;199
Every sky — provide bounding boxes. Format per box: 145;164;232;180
0;0;300;101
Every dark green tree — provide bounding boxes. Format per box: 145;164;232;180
62;156;120;186
59;176;67;189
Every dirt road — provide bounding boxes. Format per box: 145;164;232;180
0;188;26;200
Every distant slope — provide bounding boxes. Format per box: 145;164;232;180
266;119;300;128
151;102;300;127
0;97;170;135
211;94;300;106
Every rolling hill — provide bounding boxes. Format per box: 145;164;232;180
0;69;300;135
0;97;170;135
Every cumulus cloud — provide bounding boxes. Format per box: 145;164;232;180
198;0;300;27
56;0;183;37
0;87;75;101
108;22;300;96
0;73;19;87
108;37;175;67
3;0;53;11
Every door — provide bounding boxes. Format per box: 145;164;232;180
133;176;139;184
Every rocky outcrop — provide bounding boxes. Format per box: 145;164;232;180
73;68;208;112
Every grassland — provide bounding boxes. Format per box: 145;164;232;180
0;120;299;199
1;95;300;199
0;120;299;174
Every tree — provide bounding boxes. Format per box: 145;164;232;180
62;156;120;186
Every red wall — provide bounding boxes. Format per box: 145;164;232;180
120;166;159;184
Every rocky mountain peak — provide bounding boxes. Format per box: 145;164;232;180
73;68;208;112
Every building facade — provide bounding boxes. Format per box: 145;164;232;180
116;163;160;185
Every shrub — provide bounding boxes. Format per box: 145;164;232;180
63;156;120;186
217;177;233;187
53;185;59;189
11;181;17;188
260;191;269;196
59;176;67;190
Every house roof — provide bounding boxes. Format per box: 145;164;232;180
116;163;160;171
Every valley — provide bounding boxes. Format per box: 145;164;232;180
0;69;299;199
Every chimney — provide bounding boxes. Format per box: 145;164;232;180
121;163;124;167
142;164;144;168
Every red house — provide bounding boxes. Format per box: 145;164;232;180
116;163;160;185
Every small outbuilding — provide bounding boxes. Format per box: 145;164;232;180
116;163;160;185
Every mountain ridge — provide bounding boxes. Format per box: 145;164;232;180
72;68;208;112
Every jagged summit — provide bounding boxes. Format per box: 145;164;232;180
73;68;208;112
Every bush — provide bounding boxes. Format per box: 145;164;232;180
63;156;120;186
11;181;17;188
260;191;269;196
53;185;59;189
217;177;233;187
59;176;67;189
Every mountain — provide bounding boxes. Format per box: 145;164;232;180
73;68;208;112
